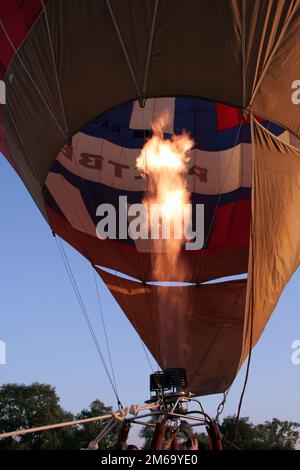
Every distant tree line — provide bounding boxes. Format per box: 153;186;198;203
0;383;120;450
0;383;299;450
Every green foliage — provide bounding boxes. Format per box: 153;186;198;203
138;417;157;450
0;383;74;450
220;415;300;450
253;418;300;450
0;383;120;450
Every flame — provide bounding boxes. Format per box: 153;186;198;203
136;112;194;280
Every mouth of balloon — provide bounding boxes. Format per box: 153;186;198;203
44;96;289;283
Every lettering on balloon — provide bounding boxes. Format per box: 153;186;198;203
99;120;121;134
79;153;103;170
62;150;208;185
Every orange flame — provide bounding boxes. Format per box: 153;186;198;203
136;112;194;280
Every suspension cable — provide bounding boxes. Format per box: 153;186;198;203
105;0;141;98
54;235;123;408
91;266;119;398
142;0;159;98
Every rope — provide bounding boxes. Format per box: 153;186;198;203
54;236;123;408
142;0;159;98
0;402;159;440
92;266;119;398
105;0;141;98
0;412;120;439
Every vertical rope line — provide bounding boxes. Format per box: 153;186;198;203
55;236;122;408
105;0;141;97
92;266;119;397
142;0;159;96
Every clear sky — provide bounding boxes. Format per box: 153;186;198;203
1;154;300;436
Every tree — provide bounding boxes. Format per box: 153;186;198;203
138;417;157;450
0;383;74;450
219;415;258;450
220;415;300;450
254;418;300;450
0;383;121;450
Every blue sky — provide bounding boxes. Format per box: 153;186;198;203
0;154;300;432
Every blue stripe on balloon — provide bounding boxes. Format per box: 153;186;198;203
80;98;284;151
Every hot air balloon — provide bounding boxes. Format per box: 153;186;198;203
1;0;300;449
